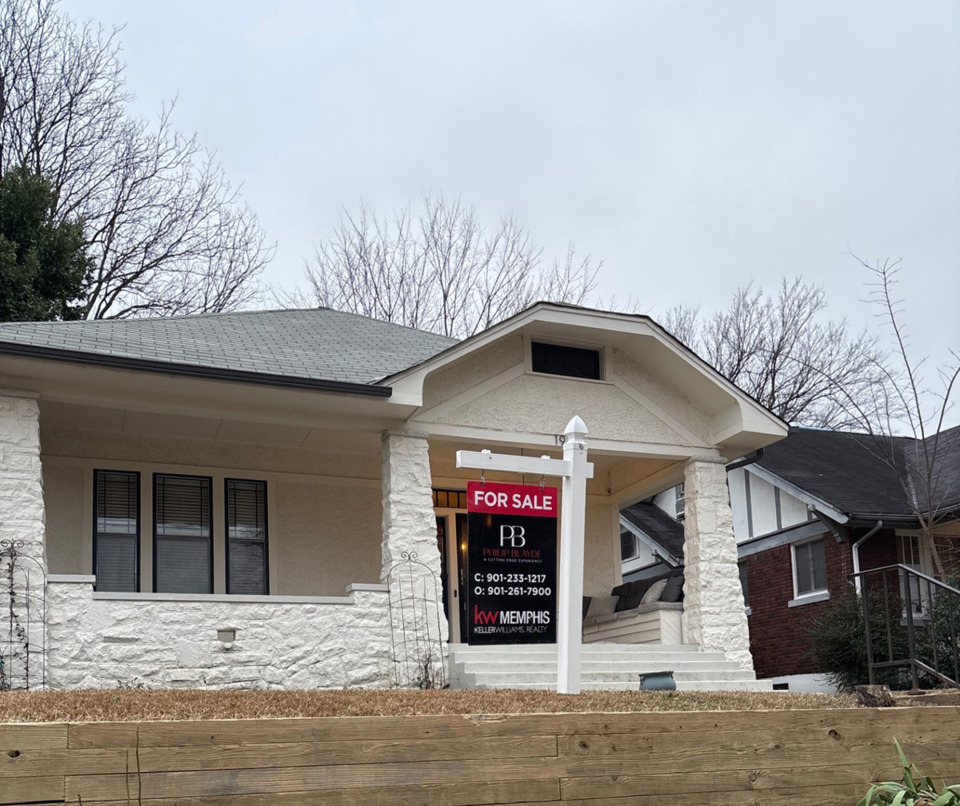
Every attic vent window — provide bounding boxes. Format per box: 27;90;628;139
531;342;602;380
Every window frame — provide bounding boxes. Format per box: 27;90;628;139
224;477;269;596
790;536;829;604
152;472;214;595
92;469;141;593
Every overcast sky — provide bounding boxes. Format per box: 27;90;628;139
66;0;959;413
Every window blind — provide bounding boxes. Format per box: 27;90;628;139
94;471;138;592
226;479;267;595
155;475;212;594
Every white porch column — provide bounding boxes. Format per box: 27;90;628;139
380;430;449;682
681;457;753;671
0;390;45;568
380;430;442;579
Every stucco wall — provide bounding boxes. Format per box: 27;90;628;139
40;428;382;596
41;464;85;575
583;498;620;595
46;580;393;689
421;334;524;411
434;374;694;445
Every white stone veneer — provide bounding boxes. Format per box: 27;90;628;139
0;391;45;565
681;458;754;671
45;579;393;689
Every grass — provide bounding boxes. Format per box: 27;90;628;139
0;688;856;723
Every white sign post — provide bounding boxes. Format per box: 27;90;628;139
456;415;593;694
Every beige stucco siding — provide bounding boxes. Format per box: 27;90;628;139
40;428;382;595
274;480;382;595
583;498;620;596
420;334;524;411
432;373;696;445
42;464;85;575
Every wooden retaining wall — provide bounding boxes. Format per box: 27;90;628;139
2;707;959;805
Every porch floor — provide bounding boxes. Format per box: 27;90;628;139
446;643;773;691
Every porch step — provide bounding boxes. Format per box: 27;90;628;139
446;643;773;692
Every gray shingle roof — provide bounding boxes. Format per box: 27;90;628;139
0;308;457;385
621;501;686;563
758;427;960;521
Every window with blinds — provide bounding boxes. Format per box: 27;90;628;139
94;470;139;592
226;479;268;595
154;474;212;594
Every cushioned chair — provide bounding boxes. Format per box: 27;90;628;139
582;569;684;645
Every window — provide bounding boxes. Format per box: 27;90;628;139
675;483;685;521
620;529;639;562
739;560;750;610
531;342;602;380
226;479;268;595
94;470;139;592
792;538;827;598
154;474;212;594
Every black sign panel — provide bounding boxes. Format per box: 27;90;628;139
466;481;557;645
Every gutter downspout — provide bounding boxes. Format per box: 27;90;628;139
726;448;763;472
853;520;883;596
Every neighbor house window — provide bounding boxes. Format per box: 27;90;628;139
226;479;268;595
792;537;827;598
531;342;602;380
620;529;639;562
675;483;686;521
94;470;139;592
154;474;212;594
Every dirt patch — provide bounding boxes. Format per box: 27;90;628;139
0;688;856;723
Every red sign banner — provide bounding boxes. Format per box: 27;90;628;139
466;481;558;517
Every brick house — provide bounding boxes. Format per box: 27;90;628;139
621;426;960;691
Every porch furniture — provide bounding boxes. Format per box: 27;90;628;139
582;571;684;645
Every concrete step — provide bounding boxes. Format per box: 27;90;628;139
462;668;760;686
450;659;745;675
446;642;768;692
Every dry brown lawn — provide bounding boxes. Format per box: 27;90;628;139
0;688;856;723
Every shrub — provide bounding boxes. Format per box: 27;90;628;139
857;740;960;805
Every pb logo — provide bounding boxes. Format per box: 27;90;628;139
499;525;526;547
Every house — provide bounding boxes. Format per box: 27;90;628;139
619;426;960;692
0;303;787;690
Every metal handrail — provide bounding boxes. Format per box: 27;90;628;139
850;564;960;690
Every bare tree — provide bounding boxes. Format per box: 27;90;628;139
295;193;599;339
829;257;960;578
0;0;270;319
662;277;889;428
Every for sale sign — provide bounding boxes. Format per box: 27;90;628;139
466;481;558;645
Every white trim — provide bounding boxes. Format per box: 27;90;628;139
791;536;829;601
48;574;95;584
346;583;389;593
746;464;849;525
92;591;358;605
788;591;831;607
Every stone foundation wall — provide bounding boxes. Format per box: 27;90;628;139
45;580;393;690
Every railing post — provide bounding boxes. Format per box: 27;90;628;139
861;572;876;686
901;567;920;692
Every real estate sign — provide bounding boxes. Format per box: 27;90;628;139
466;480;558;645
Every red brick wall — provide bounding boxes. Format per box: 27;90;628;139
744;529;899;679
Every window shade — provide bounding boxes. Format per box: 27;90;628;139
227;479;267;595
155;475;212;594
94;471;138;592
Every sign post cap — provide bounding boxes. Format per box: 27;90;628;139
564;415;588;440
